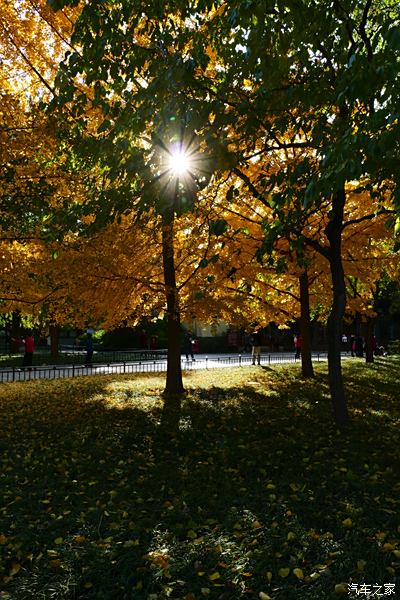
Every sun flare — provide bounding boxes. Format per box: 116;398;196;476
168;148;191;175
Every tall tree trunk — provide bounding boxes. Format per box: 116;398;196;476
50;324;60;360
325;186;348;426
299;270;314;378
161;209;184;404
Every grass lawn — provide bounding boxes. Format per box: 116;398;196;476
0;358;399;599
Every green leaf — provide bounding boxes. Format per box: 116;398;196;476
386;26;400;50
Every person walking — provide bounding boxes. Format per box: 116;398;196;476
350;334;355;356
294;334;302;359
22;331;35;369
183;330;195;361
355;334;364;357
251;330;262;365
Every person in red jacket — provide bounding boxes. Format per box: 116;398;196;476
22;331;35;368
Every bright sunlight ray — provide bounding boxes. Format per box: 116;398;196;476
168;147;191;175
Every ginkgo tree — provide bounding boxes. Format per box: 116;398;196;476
198;167;397;375
0;0;82;334
184;0;400;424
47;0;400;425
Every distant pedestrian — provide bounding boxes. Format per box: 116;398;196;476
354;334;363;357
251;331;262;365
294;334;302;359
183;330;195;361
85;332;94;367
244;333;252;353
350;334;355;356
139;329;148;349
150;335;158;350
22;331;35;369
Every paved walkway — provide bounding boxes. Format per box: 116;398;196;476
0;352;333;383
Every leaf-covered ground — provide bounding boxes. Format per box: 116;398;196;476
0;358;399;600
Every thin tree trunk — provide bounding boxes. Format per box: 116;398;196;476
325;186;348;426
160;208;184;413
50;324;60;360
299;270;314;378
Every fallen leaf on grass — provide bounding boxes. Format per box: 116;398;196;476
293;568;304;580
9;563;21;577
341;518;353;528
278;567;290;578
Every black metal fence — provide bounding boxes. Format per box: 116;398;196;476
0;348;169;368
0;352;329;384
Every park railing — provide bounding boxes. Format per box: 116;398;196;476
0;352;329;384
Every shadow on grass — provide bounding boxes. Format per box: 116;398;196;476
0;361;399;599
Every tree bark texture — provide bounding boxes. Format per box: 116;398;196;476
161;209;184;400
50;324;60;359
299;271;314;378
325;186;348;426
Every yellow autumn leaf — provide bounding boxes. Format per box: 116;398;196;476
293;568;304;580
74;535;86;544
49;559;62;570
265;571;272;582
341;518;353;528
259;593;272;600
54;537;63;545
9;563;21;577
209;572;220;581
278;567;290;578
357;559;366;571
334;583;348;594
383;543;395;552
187;530;197;539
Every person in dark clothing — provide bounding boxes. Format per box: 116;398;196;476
354;335;364;357
251;331;262;365
350;334;355;356
294;334;302;359
183;330;195;360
